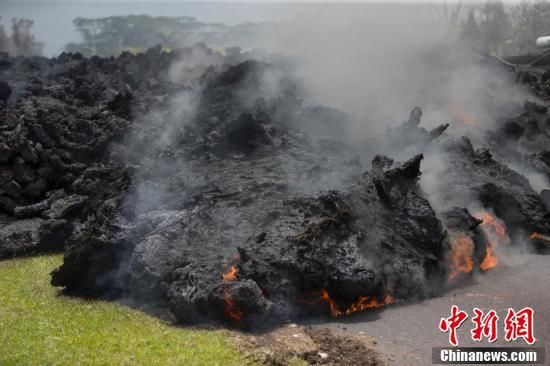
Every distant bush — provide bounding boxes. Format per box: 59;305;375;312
0;17;43;56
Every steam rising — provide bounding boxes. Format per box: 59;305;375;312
262;4;530;137
119;5;546;286
35;3;548;323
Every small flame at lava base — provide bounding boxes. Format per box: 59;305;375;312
448;212;507;282
448;234;475;282
474;211;508;272
479;244;497;271
221;265;242;323
311;289;394;317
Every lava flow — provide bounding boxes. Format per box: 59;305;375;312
316;289;394;317
222;266;238;281
447;234;475;282
221;266;242;323
224;291;244;322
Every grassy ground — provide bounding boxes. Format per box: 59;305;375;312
0;255;246;366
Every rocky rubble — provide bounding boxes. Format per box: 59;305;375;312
0;47;193;256
0;216;72;258
438;137;550;238
1;46;549;327
48;58;448;327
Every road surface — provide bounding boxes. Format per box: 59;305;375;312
306;253;550;365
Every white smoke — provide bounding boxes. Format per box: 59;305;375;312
260;4;530;138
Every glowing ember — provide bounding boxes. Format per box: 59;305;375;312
459;113;481;127
317;289;394;317
222;266;238;281
530;232;550;243
450;107;482;128
223;291;243;322
448;234;475;282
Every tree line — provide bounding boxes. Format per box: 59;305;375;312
2;1;550;59
65;15;270;58
458;0;550;55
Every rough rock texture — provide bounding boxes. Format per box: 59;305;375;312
438;137;550;239
49;54;447;327
1;47;549;328
0;217;72;258
378;105;550;245
0;46;199;256
166;154;446;326
484;100;550;188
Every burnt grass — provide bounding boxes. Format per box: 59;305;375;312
0;46;549;329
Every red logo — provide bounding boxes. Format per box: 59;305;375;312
439;306;536;346
439;305;469;346
504;307;536;345
471;308;499;343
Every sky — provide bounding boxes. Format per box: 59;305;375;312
2;0;527;3
0;0;526;55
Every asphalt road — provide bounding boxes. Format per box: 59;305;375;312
307;253;550;365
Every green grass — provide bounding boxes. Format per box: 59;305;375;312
0;255;245;366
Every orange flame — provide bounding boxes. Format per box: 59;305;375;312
221;265;242;323
473;211;508;272
448;234;475;282
222;266;238;281
317;289;394;317
474;212;506;241
223;291;243;322
448;212;507;281
479;244;498;271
